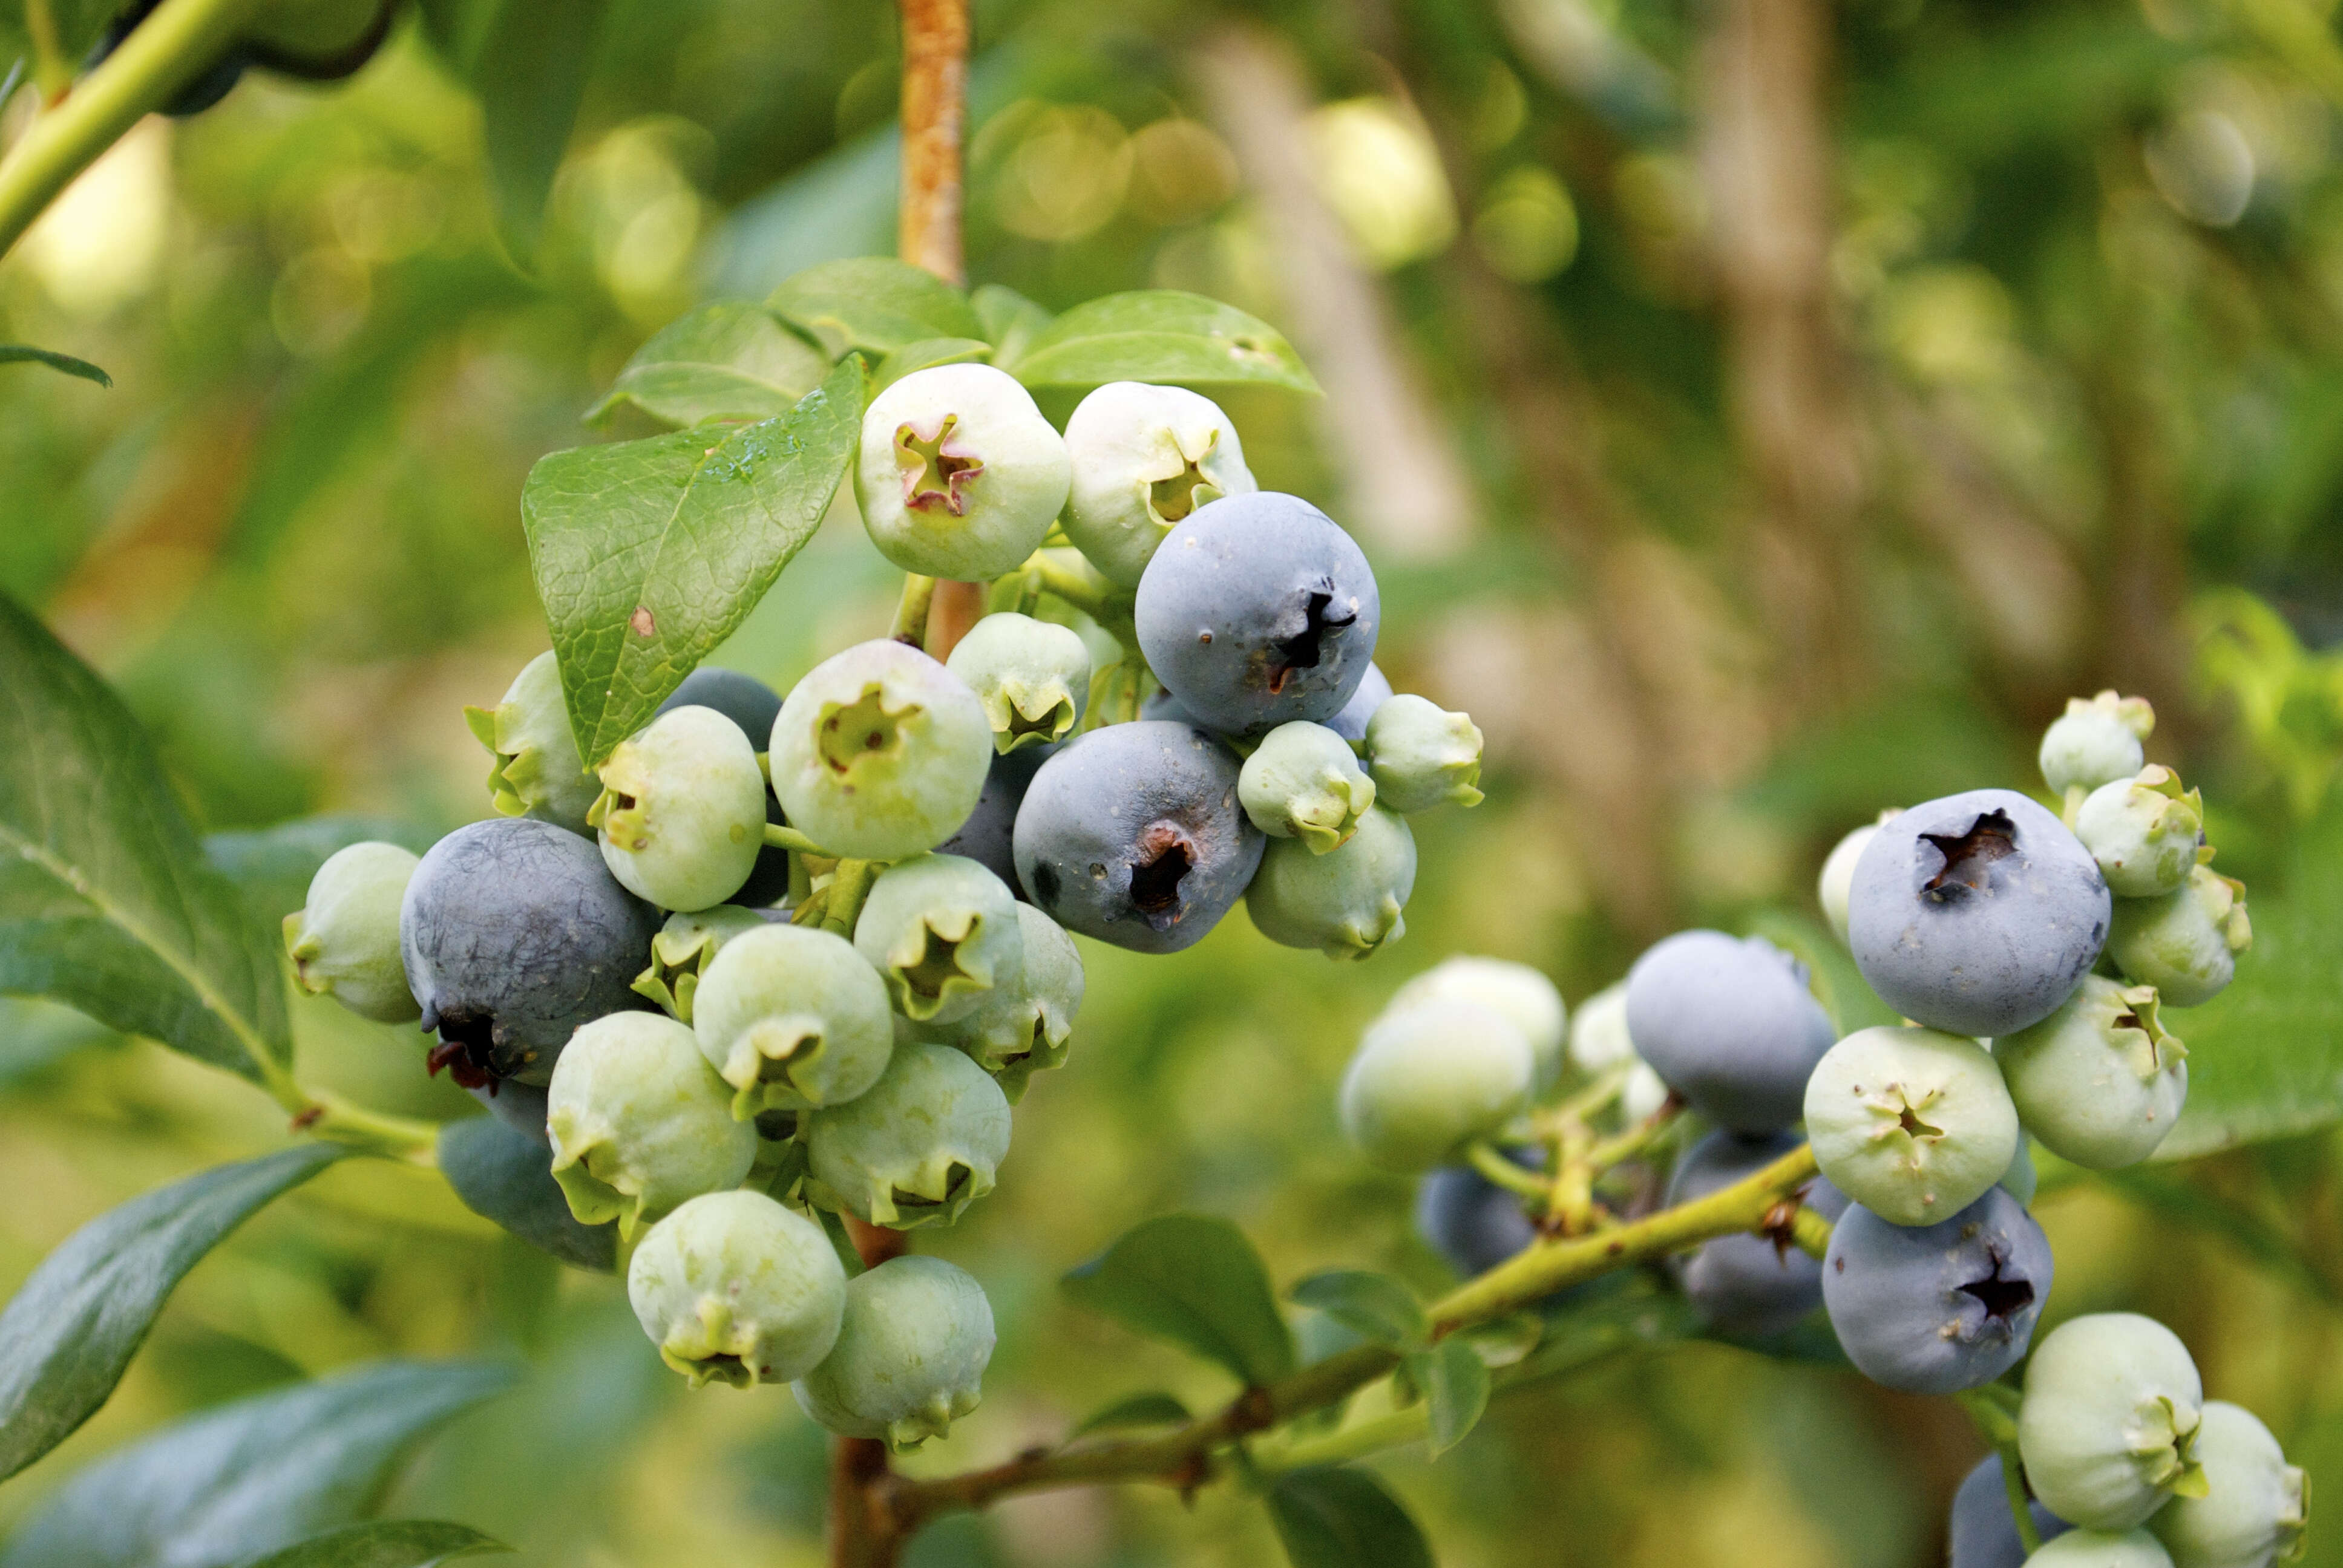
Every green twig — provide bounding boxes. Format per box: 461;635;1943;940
1467;1140;1554;1205
821;859;878;936
891;575;938;647
765;823;831;855
1955;1386;2039;1553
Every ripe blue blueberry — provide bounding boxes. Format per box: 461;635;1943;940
1993;977;2186;1170
546;1011;758;1240
771;639;994;862
628;1189;847;1388
657;667;793;907
400;817;658;1088
437;1112;615;1272
2041;691;2155;798
853;853;1024;1025
1364;695;1485;813
1667;1130;1849;1339
693;923;896;1117
284;841;421;1023
2076;768;2205;899
1847;788;2111;1037
1338;999;1535;1172
1245;805;1416;960
464;651;599;834
855;363;1072;581
1394;956;1567;1092
915;903;1084;1102
1949;1453;2071;1568
1133;492;1381;739
937;743;1053;890
2019;1313;2207;1530
2149;1401;2308;1568
804;1041;1011;1229
1326;662;1394;743
1821;1187;2053;1393
1805;1026;2020;1226
1414;1159;1541;1278
945;612;1092;753
1238;720;1377;852
1061;381;1257;586
2106;867;2250;1009
793;1255;997;1450
631;906;771;1023
1011;720;1264;953
1624;930;1837;1135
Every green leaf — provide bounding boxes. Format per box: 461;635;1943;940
205;816;436;928
1265;1468;1435;1568
237;1521;509;1568
583;303;830;430
464;0;613;259
0;592;293;1083
1068;1391;1191;1438
1402;1339;1490;1458
0;1144;349;1483
766;257;982;357
0;995;124;1088
1287;1271;1427;1350
871;336;993;390
525;354;865;765
1003;291;1319;392
436;1117;615;1273
971;284;1053;365
2158;808;2343;1160
1061;1214;1296;1387
0;344;112;388
0;1359;512;1568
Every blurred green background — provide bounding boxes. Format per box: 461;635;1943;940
8;0;2343;1562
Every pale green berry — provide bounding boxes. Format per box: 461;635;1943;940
547;1011;757;1240
853;853;1024;1025
1238;721;1376;853
1621;1060;1671;1122
632;906;768;1022
1339;999;1534;1172
1567;981;1635;1073
793;1256;995;1451
854;363;1072;581
2042;691;2155;797
1392;956;1567;1092
770;639;992;862
1365;695;1485;812
693;924;895;1118
2078;767;2206;898
1246;806;1415;960
1061;381;1257;586
945;612;1091;753
2108;866;2251;1008
283;841;421;1023
1803;1026;2020;1226
2025;1531;2177;1568
2150;1401;2309;1568
804;1042;1011;1229
590;705;767;912
2020;1312;2207;1530
1994;976;2187;1170
1820;813;1895;949
627;1190;845;1388
464;650;598;832
917;904;1083;1103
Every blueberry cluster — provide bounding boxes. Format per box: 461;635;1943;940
277;368;1484;1443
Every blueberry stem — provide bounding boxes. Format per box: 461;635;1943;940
1952;1386;2041;1553
821;859;879;937
1466;1140;1554;1205
22;0;70;100
765;823;831;856
890;574;937;648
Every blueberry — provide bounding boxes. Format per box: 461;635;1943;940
1365;695;1485;813
284;841;420;1024
803;1042;1011;1230
1011;720;1264;954
546;1011;758;1240
1567;981;1634;1073
852;853;1024;1025
771;639;993;863
465;1078;549;1141
400;817;658;1088
2106;867;2250;1009
2149;1401;2308;1568
436;1112;615;1272
2019;1313;2206;1530
915;903;1084;1102
1414;1160;1539;1278
1339;999;1535;1172
945;612;1092;753
1993;977;2187;1170
1138;687;1207;728
1394;957;1567;1093
1805;1025;2019;1227
591;705;769;912
631;905;770;1023
854;364;1071;581
1245;806;1416;960
1623;930;1837;1135
2076;768;2204;899
793;1255;996;1450
1061;381;1257;586
2024;1529;2178;1567
693;923;895;1116
628;1190;847;1388
1847;788;2112;1037
1818;814;1894;949
937;743;1054;890
1668;1130;1850;1339
1238;720;1377;853
1821;1187;2051;1393
1133;492;1381;739
1949;1452;2071;1568
1326;662;1395;744
657;668;793;908
2001;1138;2040;1207
464;651;599;834
2041;692;2155;798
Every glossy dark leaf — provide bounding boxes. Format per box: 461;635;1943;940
0;344;112;387
1265;1468;1435;1568
1002;290;1319;392
1061;1214;1296;1387
237;1520;509;1568
1068;1391;1191;1438
584;303;830;430
1288;1270;1427;1350
766;257;982;356
437;1117;614;1272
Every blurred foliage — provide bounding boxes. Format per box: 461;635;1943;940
8;0;2343;1563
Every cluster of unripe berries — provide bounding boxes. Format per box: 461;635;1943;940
276;367;1484;1446
1340;694;2300;1566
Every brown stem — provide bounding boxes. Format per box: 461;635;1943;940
829;1215;914;1566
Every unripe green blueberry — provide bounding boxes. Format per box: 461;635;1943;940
1247;806;1416;960
2078;767;2206;898
693;924;895;1117
2150;1401;2308;1568
944;612;1091;753
770;640;992;862
1365;695;1485;812
1994;976;2187;1169
1238;721;1376;853
853;853;1024;1025
793;1255;996;1450
1567;981;1634;1073
804;1042;1011;1229
918;904;1083;1102
2020;1313;2208;1530
1622;1060;1671;1122
2025;1531;2177;1568
627;1190;846;1388
1339;999;1534;1172
632;906;769;1022
547;1011;758;1239
854;363;1071;580
1061;381;1257;587
590;706;767;912
1804;1026;2020;1226
2042;691;2155;797
1392;956;1567;1093
1820;813;1895;949
464;651;598;832
283;841;421;1023
2108;867;2251;1008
